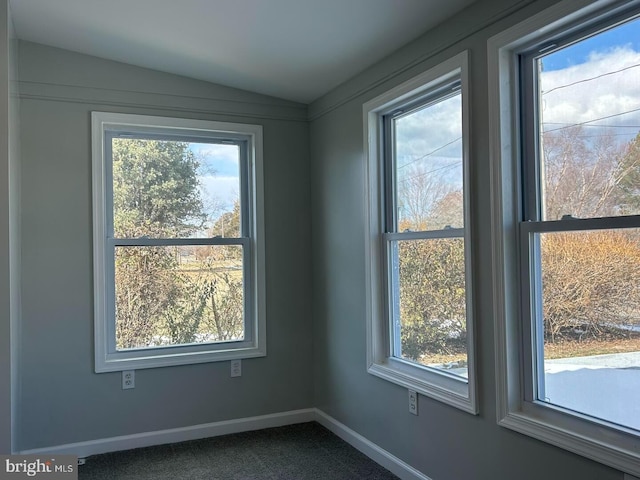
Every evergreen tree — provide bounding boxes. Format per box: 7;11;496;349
615;132;640;215
112;139;207;349
112;138;205;238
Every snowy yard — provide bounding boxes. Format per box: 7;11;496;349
545;352;640;431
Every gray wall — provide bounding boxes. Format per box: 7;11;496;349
16;42;313;450
0;0;11;454
2;0;631;477
8;1;20;454
0;0;20;455
309;1;623;479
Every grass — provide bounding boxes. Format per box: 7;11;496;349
544;334;640;359
418;332;640;365
419;352;467;366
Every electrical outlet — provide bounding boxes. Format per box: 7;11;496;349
408;389;418;415
122;370;135;389
231;359;242;377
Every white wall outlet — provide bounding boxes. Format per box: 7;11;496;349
408;389;418;415
231;359;242;377
122;370;135;389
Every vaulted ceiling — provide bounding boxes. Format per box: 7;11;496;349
9;0;475;103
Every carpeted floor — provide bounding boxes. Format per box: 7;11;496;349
78;422;400;479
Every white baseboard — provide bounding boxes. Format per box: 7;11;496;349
20;407;429;480
20;408;316;458
314;409;432;480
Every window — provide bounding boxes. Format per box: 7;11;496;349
92;112;265;372
364;51;477;413
490;0;640;475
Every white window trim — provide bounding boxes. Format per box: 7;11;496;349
92;112;266;372
488;0;640;475
364;51;478;414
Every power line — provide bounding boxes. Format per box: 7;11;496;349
542;62;640;96
397;137;462;170
571;132;639;138
542;123;640;137
543;122;640;128
542;106;640;133
398;161;460;184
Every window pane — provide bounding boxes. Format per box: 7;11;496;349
112;138;241;239
537;17;640;220
537;229;640;430
394;93;464;231
115;244;244;350
393;238;468;377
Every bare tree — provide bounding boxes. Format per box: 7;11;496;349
539;127;640;342
397;164;457;231
615;132;640;215
542;126;625;219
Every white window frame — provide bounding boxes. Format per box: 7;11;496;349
92;112;266;373
489;0;640;475
364;51;477;414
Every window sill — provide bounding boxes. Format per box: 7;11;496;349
368;359;477;414
498;407;640;477
95;342;266;373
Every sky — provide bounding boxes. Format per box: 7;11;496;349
539;16;640;142
394;94;463;178
395;13;640;188
541;18;640;71
388;13;640;229
189;143;240;223
186;14;640;226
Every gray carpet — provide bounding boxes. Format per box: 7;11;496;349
78;422;400;479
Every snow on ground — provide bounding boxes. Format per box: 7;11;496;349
545;352;640;431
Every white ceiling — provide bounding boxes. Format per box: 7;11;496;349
9;0;475;104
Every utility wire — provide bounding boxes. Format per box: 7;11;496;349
569;132;640;138
397;137;461;170
542;62;640;96
398;161;460;184
543;122;640;128
542;106;640;133
396;64;640;181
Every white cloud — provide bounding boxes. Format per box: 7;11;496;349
541;47;640;132
192;143;239;177
191;143;241;220
199;175;239;220
395;93;462;164
195;143;238;160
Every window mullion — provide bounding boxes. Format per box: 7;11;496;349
520;52;542;222
383;114;397;233
384;229;465;241
521;215;640;235
110;237;248;247
239;140;250;238
242;240;253;343
387;240;402;358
